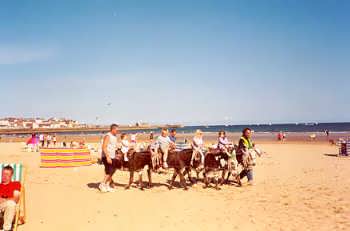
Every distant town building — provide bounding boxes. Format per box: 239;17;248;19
0;117;84;129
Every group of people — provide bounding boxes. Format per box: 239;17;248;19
98;124;261;192
38;133;57;148
25;133;86;151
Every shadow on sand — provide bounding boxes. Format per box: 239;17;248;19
323;153;339;157
87;181;168;190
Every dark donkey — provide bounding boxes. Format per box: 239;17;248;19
118;149;153;190
203;146;239;190
159;148;197;190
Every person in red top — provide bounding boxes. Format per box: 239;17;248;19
0;165;21;231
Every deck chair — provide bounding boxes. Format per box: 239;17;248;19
0;163;26;231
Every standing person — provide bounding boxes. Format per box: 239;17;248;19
39;133;45;147
130;133;137;144
191;129;205;166
149;132;154;141
237;128;260;186
46;134;52;148
277;131;283;141
157;128;175;169
325;130;330;140
0;165;21;231
52;134;57;147
130;133;137;149
169;129;177;143
120;133;129;161
99;124;118;193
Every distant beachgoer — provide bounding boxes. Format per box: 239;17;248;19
310;134;317;141
130;133;137;143
99;124;118;193
157;128;175;169
63;141;67;147
53;135;57;147
191;129;205;166
325;130;330;139
39;134;44;147
46;134;52;147
169;129;177;143
120;133;129;161
70;141;79;148
149;132;154;141
277;131;285;141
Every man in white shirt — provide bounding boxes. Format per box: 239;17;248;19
99;124;118;193
39;134;44;147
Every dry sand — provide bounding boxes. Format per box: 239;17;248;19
1;141;349;231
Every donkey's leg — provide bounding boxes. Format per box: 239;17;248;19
220;169;227;185
185;167;195;184
169;171;178;190
226;171;232;184
138;170;144;190
125;171;134;190
214;171;221;190
203;171;209;189
178;169;188;190
147;168;153;188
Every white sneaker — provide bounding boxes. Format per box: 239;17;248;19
247;181;255;186
106;185;115;192
99;183;108;193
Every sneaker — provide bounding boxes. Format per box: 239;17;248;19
163;162;168;169
99;183;108;193
247;180;255;186
106;185;115;192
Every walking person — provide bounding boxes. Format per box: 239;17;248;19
46;134;52;148
237;128;261;186
52;134;57;147
99;124;119;193
39;133;45;147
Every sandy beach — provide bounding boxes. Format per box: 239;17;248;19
1;140;349;231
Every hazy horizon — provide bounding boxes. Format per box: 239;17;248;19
1;1;349;125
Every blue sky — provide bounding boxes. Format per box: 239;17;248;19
0;0;349;125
